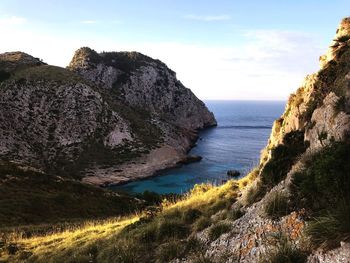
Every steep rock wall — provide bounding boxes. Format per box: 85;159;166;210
68;48;216;131
178;17;350;263
0;50;216;184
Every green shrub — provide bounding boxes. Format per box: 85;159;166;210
306;204;350;249
184;237;206;254
264;192;290;219
11;65;84;84
134;221;158;243
190;183;213;195
0;164;141;227
156;219;189;241
263;245;307;263
161;208;182;220
137;191;162;206
261;131;307;187
97;238;150;263
155;240;185;263
182;208;202;223
246;182;265;205
208;222;231;241
290;142;350;249
206;198;232;215
261;234;307;263
227;207;245;221
336;35;350;42
193;216;212;232
0;70;10;82
6;243;19;255
290;142;350;211
155;237;205;263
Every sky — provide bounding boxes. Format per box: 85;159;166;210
0;1;349;100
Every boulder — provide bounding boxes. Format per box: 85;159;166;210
178;155;202;165
227;170;241;177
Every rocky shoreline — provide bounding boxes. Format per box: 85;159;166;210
83;126;215;187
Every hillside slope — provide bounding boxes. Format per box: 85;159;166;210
0;49;215;230
181;17;350;263
1;18;349;263
0;49;216;185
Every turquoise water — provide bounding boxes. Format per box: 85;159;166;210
112;101;285;194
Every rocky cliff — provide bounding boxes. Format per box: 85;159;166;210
0;49;216;184
2;18;350;263
260;17;350;166
173;17;350;263
68;48;216;131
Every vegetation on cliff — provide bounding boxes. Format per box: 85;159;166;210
0;177;256;262
291;142;350;249
0;162;142;227
1;17;350;263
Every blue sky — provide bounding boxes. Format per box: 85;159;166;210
1;0;349;100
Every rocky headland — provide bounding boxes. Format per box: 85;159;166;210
0;49;216;186
176;17;350;263
1;17;350;263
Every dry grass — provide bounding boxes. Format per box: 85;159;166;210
1;175;258;262
1;216;140;262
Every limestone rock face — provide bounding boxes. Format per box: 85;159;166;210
0;49;216;182
320;17;350;68
260;17;350;167
308;242;350;263
177;17;350;263
68;47;217;130
0;79;133;172
305;92;350;150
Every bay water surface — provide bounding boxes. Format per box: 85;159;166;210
113;101;285;194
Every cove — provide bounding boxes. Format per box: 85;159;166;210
112;100;285;194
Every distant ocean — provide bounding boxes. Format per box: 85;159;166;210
113;101;285;194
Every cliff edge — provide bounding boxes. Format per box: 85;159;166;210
180;17;350;263
0;49;216;185
2;17;350;263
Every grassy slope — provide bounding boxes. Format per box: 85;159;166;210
0;62;164;175
0;163;142;227
0;173;258;262
1;42;349;262
1;136;349;263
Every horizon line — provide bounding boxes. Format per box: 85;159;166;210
202;99;287;102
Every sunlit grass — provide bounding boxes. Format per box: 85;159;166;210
1;216;139;262
1;174;258;262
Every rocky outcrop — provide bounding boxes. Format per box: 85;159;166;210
0;68;136;174
305;92;350;150
260;17;350;166
0;52;45;71
68;47;216;131
308;242;350;263
0;49;216;183
320;17;350;68
177;17;350;263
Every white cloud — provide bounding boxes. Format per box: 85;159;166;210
132;30;324;100
185;14;231;21
0;23;326;100
231;29;324;73
0;16;26;26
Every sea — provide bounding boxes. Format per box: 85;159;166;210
112;101;285;194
